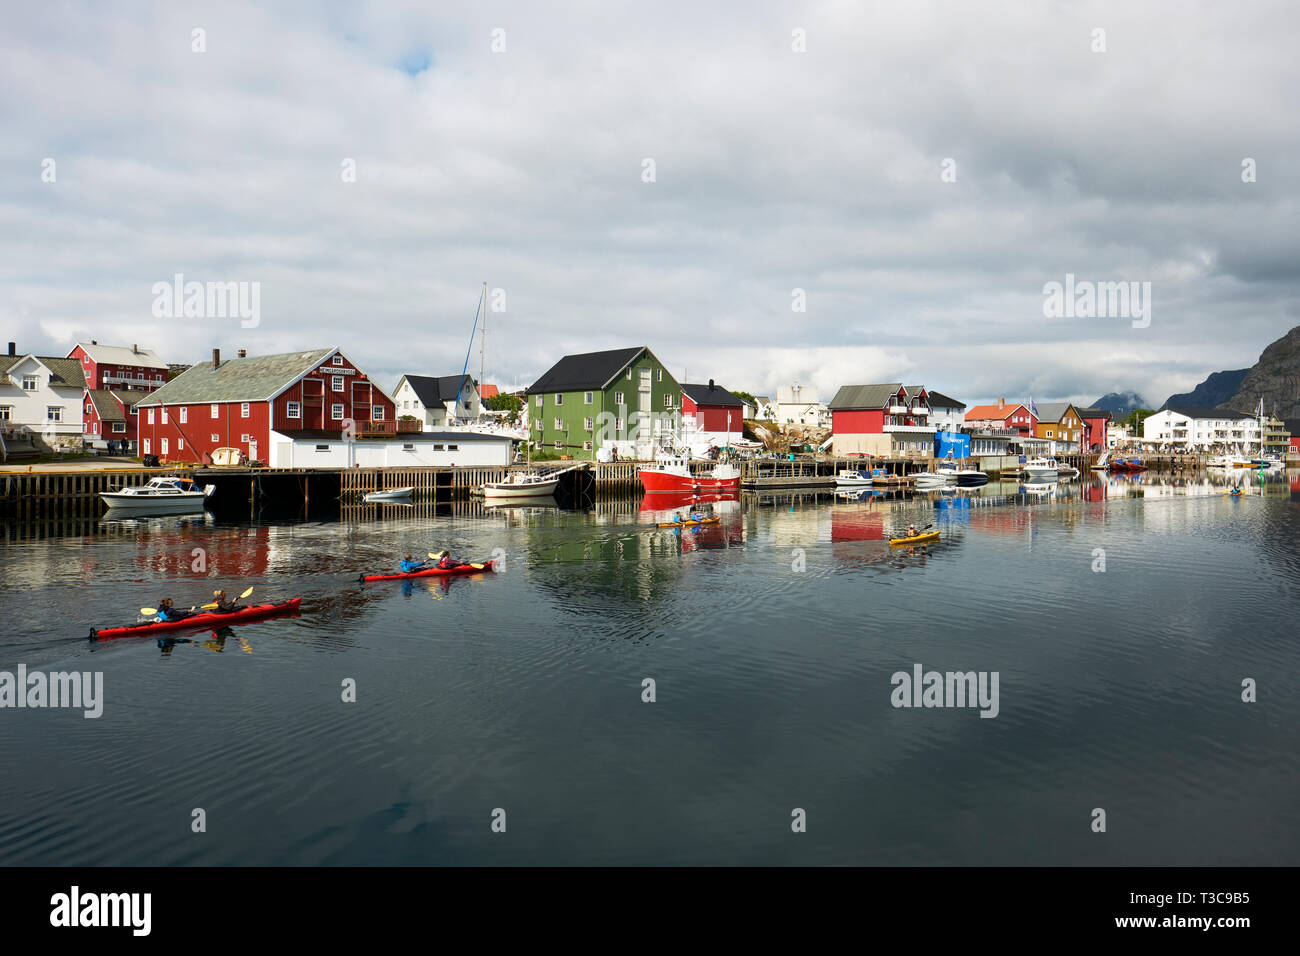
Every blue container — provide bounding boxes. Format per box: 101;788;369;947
934;432;970;459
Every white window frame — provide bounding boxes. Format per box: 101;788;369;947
241;402;250;418
584;417;593;430
554;393;563;405
657;369;663;382
664;394;673;407
160;437;169;455
146;408;154;424
615;391;624;405
178;438;184;450
535;395;543;408
332;355;344;366
331;403;344;421
211;433;219;442
22;375;37;391
112;422;126;433
554;418;563;430
584;391;593;404
142;438;151;454
47;406;62;422
211;403;219;418
287;401;301;419
333;375;344;392
161;408;169;424
179;406;187;423
583;440;593;451
371;405;384;422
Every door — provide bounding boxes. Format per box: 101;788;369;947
248;439;258;461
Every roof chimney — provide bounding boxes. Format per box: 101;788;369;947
237;348;246;358
6;342;14;356
998;398;1005;407
132;343;139;354
91;339;97;345
708;378;715;390
212;348;220;369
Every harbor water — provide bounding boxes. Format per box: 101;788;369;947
2;471;1298;865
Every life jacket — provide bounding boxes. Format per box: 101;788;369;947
438;556;454;569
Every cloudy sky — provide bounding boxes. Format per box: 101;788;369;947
3;0;1298;408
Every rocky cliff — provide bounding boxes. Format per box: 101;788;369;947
1219;325;1300;417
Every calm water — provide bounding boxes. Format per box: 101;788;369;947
2;471;1299;865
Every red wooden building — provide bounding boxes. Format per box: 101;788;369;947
1078;407;1111;452
82;389;144;446
828;383;934;456
964;400;1038;436
67;341;169;392
135;347;395;464
681;380;746;434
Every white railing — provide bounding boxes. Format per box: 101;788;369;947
882;423;936;433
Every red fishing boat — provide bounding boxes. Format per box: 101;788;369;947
638;443;741;493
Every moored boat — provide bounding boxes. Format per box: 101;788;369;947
99;476;215;514
363;486;414;503
639;447;740;493
482;471;559;498
1025;457;1059;480
835;469;875;488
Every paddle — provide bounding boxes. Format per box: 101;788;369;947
427;553;485;569
895;523;934;539
141;585;252;616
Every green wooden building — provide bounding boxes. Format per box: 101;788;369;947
525;346;681;460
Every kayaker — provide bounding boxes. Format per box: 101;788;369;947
400;554;427;573
436;550;457;569
905;524;918;538
156;598;195;623
210;589;245;614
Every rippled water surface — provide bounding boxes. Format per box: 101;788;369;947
2;473;1299;865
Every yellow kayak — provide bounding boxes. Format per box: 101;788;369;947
657;517;720;528
889;530;939;546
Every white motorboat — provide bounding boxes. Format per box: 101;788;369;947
912;467;955;488
100;476;215;513
937;460;988;487
364;486;414;503
483;471;560;498
835;469;875;488
1024;457;1059;480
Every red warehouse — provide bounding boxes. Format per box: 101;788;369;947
82;389;144;448
681;380;746;445
67;341;168;392
135;347;396;464
828;383;934;457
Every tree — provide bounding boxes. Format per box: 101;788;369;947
485;393;522;413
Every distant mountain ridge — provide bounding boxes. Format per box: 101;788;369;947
1218;325;1300;419
1160;369;1249;411
1087;391;1148;418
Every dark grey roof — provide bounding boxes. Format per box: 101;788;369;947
526;347;646;393
828;383;904;410
273;428;510;443
682;382;744;407
0;354;87;388
1165;406;1255;420
1033;401;1076;423
1077;407;1112;420
926;390;965;409
401;374;477;407
138;348;334;405
86;389;142;421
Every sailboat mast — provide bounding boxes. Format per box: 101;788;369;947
479;281;487;420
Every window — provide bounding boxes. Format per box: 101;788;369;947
241;433;249;442
287;401;300;419
664;394;673;407
626;369;632;380
332;376;344;392
22;375;37;391
554;418;563;429
332;355;344;366
657;369;663;382
1046;429;1054;437
160;437;168;455
241;403;250;418
584;391;593;404
211;434;219;442
315;444;330;453
161;408;169;424
535;419;543;431
554;441;562;450
146;408;154;424
583;440;593;451
554;393;563;405
82;354;89;364
45;406;62;423
403;400;409;409
211;403;219;418
143;439;150;454
85;403;92;415
584;417;593;430
372;405;385;421
179;407;187;423
433;443;445;451
178;438;184;450
448;444;459;451
616;417;624;431
112;422;126;433
402;443;415;452
156;375;163;383
535;395;543;408
615;391;624;405
332;404;344;420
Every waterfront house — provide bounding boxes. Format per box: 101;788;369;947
392;374;480;427
270;428;511;468
926;391;967;434
965;400;1037;437
1286;420;1300;457
83;388;144;450
526;346;681;460
772;384;829;427
478;383;500;401
754;396;775;420
1078;407;1111;452
828;383;935;457
681;380;747;452
1141;407;1258;452
1032;402;1085;453
67;341;168;392
136;347;396;465
0;343;87;447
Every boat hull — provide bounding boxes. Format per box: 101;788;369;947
890;531;940;546
655;518;720;528
89;598;302;641
955;473;989;487
639;469;741;493
364;487;414;502
359;561;495;582
483;480;558;498
99;493;208;514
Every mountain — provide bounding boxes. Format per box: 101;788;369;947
1160;369;1249;411
1219;325;1300;418
1087;391;1149;418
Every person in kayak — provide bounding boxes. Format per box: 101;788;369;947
435;550;458;569
905;524;918;539
400;554;427;573
210;589;245;614
156;598;195;623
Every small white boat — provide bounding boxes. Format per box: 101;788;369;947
483;471;560;499
912;470;954;489
100;476;215;513
1024;457;1059;480
364;486;414;503
835;469;875;488
936;460;988;487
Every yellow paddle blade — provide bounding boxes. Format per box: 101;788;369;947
140;607;158;615
239;586;254;598
470;563;484;569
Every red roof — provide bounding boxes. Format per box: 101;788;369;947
479;384;500;399
965;402;1030;421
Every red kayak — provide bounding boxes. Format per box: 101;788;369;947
358;560;495;583
89;598;302;642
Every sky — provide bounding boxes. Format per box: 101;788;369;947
2;0;1298;409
